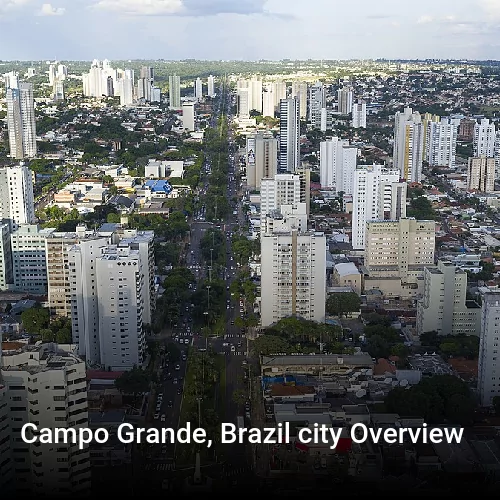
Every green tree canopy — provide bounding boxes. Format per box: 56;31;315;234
326;292;361;317
21;307;50;334
115;367;151;395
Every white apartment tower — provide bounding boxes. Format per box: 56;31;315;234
0;164;36;231
169;74;181;109
1;343;91;496
52;78;65;101
0;224;13;290
351;165;405;250
82;59;117;98
337;87;353;114
195;77;203;100
468;156;496;192
279;98;300;173
291;81;308;119
182;102;196;132
308;82;325;129
393;107;424;182
262;84;275;117
319;137;358;193
426;118;457;168
261;230;326;327
417;261;480;337
474;118;495;157
246;133;278;189
6;83;37;160
237;87;250;119
117;71;134;106
207;75;215;97
478;290;500;406
352;100;367;128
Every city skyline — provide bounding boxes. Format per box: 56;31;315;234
0;0;500;60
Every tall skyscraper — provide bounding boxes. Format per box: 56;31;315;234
262;84;275;117
237;87;250;119
169;74;181;108
467;156;496;192
393;107;424;182
351;165;405;250
182;102;195;131
52;78;65;101
195;77;203;100
352;100;367;128
261;230;326;327
6;82;37;159
0;164;36;231
279;98;300;173
82;59;117;97
319;137;358;193
474;118;495;157
137;77;151;101
117;71;134;106
207;75;215;97
246;133;278;189
308;81;325;129
291;81;307;119
426;118;457;168
337;87;353;114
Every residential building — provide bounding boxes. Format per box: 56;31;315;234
6;82;37;159
194;77;203;100
263;204;308;235
291;81;307;119
473;118;495;157
364;218;435;298
351;165;405;250
422;112;440;158
426;118;457;168
458;117;476;141
279;98;300;173
351;100;366;128
0;164;36;231
262;84;275;117
82;59;117;98
468;156;496;192
182;102;195;131
207;75;215;97
168;74;181;109
308;81;325;129
52;78;65;101
319;137;358;193
1;343;91;496
393;107;424;182
246;133;278;189
136;77;151;101
260;230;326;327
337;87;353;114
416;261;480;336
478;290;500;406
237;87;250;119
117;72;134;106
0;224;13;290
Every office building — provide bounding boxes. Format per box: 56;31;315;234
0;164;36;231
291;81;308;119
207;75;215;97
246;133;278;189
468;156;496;192
261;230;326;327
182;102;195;131
319;137;358;193
351;165;405;250
478;290;500;406
6;82;37;159
474;118;495;157
168;74;181;109
337;87;353;114
426;118;457;168
308;81;325;129
416;260;480;337
1;343;91;496
195;77;203;100
279;98;300;173
352;100;367;128
393;107;424;182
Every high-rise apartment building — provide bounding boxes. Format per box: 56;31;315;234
207;75;215;97
117;71;134;106
0;224;13;290
262;84;275;117
246;133;278;189
195;77;203;100
319;137;358;193
352;100;367;128
52;78;65;101
182;102;195;131
337;87;353;114
261;230;326;327
168;74;181;109
393;107;424;182
474;118;495;157
136;77;151;101
425;118;457;168
291;81;307;119
1;342;91;496
468;156;496;192
478;290;500;406
237;87;250;119
278;98;300;173
458;117;476;141
6;82;37;159
82;59;117;98
351;165;405;250
0;164;36;231
417;260;480;337
308;81;325;129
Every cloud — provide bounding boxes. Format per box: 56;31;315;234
417;15;434;24
37;3;65;16
480;0;500;19
0;0;31;13
92;0;267;16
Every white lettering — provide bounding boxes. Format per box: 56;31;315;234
94;429;108;444
443;427;463;443
221;423;237;443
192;428;206;444
327;428;343;450
351;423;368;443
21;423;37;443
118;423;135;443
384;428;398;444
298;427;312;444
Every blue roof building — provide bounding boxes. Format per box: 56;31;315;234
144;179;173;195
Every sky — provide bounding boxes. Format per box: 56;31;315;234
1;0;500;61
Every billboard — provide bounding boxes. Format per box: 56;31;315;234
246;137;256;166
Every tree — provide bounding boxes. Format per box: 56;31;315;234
115;367;150;395
326;292;361;317
21;307;50;334
252;335;290;355
232;389;246;405
55;328;72;343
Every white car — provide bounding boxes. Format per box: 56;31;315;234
154;413;160;420
231;345;236;352
161;414;166;422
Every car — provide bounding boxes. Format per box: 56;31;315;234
173;378;178;385
157;393;163;399
182;355;187;361
161;414;166;422
154;413;160;420
231;345;236;352
231;320;234;325
237;342;242;348
175;364;180;370
177;387;182;395
168;400;173;408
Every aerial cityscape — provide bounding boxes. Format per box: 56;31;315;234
2;1;500;498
